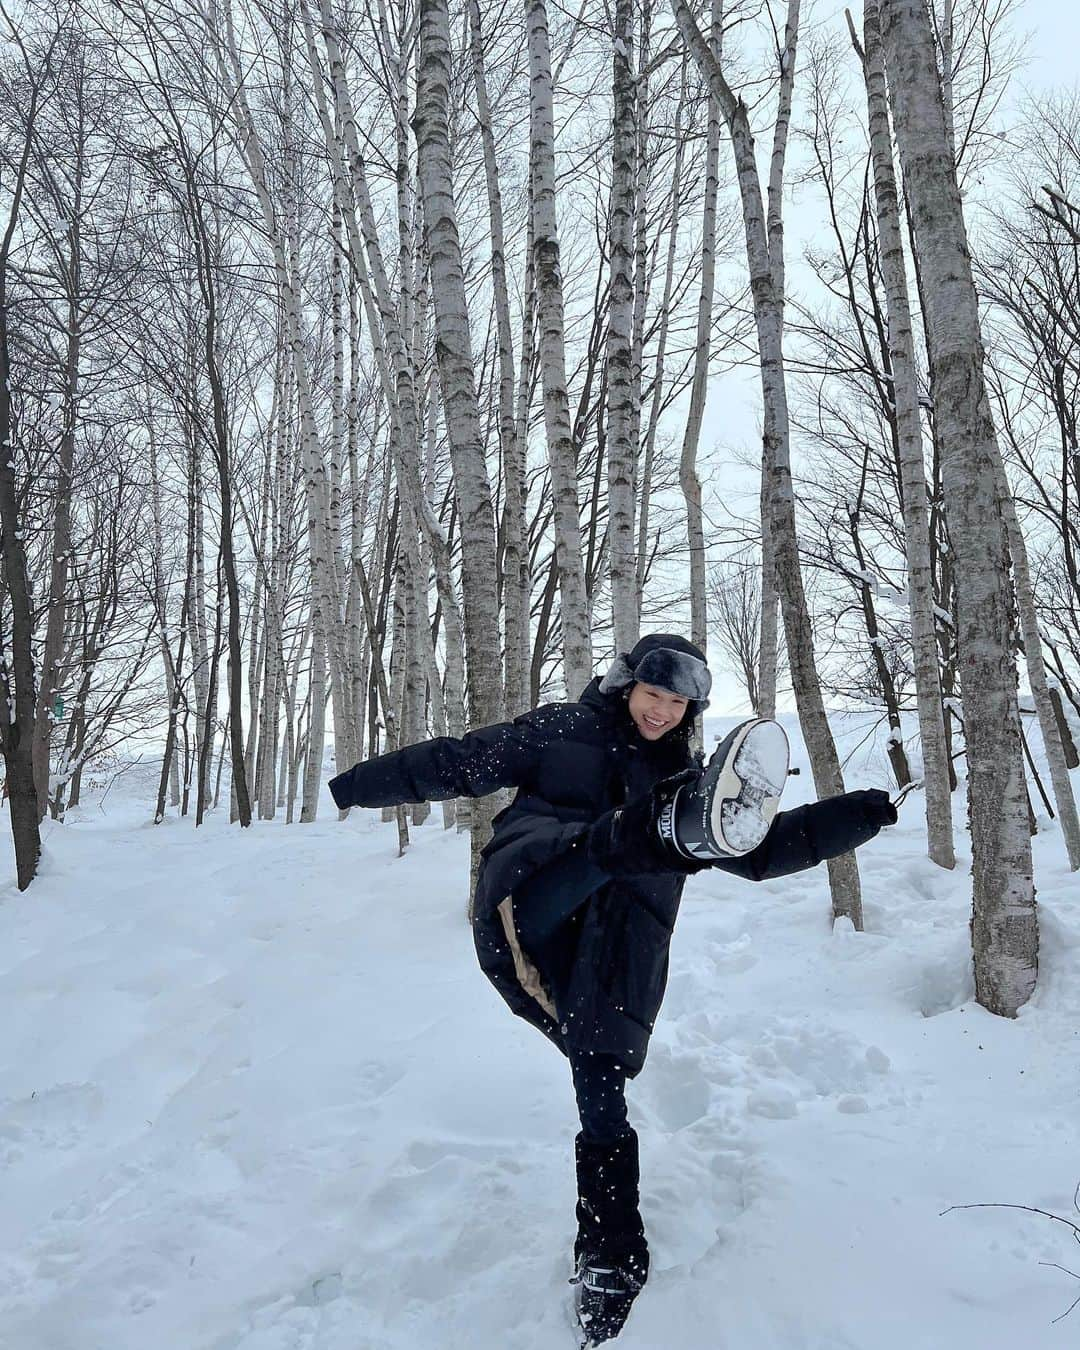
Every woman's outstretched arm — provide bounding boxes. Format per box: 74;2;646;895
328;714;551;810
709;790;897;882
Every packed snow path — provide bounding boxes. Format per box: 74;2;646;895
2;718;1078;1349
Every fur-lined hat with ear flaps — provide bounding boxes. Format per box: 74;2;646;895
599;633;712;711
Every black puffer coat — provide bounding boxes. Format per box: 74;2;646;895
329;679;883;1075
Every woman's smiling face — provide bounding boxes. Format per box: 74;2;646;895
627;682;689;740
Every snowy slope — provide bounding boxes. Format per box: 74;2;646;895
1;716;1078;1350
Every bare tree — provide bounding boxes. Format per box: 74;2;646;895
0;6;64;886
678;0;722;673
467;0;530;718
527;0;592;693
878;0;1036;1016
413;0;504;758
673;0;865;929
850;1;955;868
708;559;762;713
605;0;640;651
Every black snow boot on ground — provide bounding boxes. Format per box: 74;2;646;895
657;717;789;863
571;1131;649;1346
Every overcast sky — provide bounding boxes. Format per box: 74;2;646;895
1018;0;1077;88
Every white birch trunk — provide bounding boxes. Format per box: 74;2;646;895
757;522;779;718
415;0;504;740
258;344;289;819
606;0;640;651
674;0;864;927
289;624;312;790
388;19;428;789
679;0;722;661
389;557;407;746
416;378;454;830
281;29;345;817
991;455;1080;869
878;0;1037;1015
188;432;211;810
527;0;593;693
423;382;463;829
939;0;956;158
147;407;182;808
756;0;797;723
422;380;466;749
328;192;355;775
415;0;507;897
638;58;689;598
469;0;530;718
627;0;653;519
855;0;955;869
243;450;270;813
514;203;539;705
345;287;369;762
302;524;329;824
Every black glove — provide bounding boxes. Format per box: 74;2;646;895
583;770;702;876
848;788;898;829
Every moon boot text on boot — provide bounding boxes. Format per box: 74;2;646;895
571;1252;644;1346
657;718;790;862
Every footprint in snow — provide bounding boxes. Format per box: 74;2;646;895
746;1085;799;1119
0;1082;103;1165
637;1045;711;1132
705;931;758;975
295;1272;343;1307
742;1017;892;1107
644;1111;762;1267
354;1060;406;1102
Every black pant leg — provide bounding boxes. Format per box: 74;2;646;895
568;1047;630;1143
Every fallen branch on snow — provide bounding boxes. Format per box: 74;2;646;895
942;1183;1080;1323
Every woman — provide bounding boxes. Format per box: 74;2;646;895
329;633;896;1345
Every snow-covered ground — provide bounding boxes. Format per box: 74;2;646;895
2;714;1078;1349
